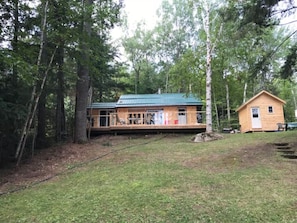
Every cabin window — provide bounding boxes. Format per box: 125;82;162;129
268;106;273;113
100;111;108;126
146;110;163;125
252;108;259;118
99;109;115;126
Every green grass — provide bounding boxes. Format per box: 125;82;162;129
1;132;297;223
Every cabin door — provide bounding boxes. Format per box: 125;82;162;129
178;108;187;124
99;109;114;127
100;110;109;126
251;107;261;128
147;110;163;125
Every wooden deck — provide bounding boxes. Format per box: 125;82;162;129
88;111;206;134
89;124;206;134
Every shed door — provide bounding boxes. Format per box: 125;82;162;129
251;107;261;128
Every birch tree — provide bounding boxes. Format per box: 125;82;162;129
193;0;224;133
202;2;213;133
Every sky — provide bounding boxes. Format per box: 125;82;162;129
111;0;162;41
122;0;162;29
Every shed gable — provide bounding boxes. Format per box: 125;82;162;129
236;90;285;112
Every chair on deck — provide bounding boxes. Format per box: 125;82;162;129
116;114;125;125
146;113;155;125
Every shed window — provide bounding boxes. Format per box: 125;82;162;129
268;106;273;113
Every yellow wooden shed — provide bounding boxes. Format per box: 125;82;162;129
236;90;286;133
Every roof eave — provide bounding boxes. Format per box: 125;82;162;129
236;90;286;112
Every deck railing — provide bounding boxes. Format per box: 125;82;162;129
88;111;205;128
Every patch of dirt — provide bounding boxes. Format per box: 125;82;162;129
183;142;297;172
0;135;131;194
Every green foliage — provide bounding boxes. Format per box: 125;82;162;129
169;50;206;95
0;0;126;163
122;25;161;94
223;0;283;30
280;43;297;79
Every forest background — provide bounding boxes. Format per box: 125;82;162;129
0;0;297;166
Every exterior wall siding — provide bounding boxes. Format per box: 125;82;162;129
187;106;197;125
89;106;201;127
238;105;249;133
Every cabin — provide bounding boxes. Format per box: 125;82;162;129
87;93;206;134
236;90;286;133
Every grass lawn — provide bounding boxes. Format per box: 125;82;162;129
0;132;296;223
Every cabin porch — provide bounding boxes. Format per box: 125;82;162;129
88;110;206;133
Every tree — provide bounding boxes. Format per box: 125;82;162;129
155;0;196;92
74;0;93;143
74;0;123;142
192;0;224;133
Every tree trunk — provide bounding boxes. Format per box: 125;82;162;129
74;65;90;143
226;82;230;122
74;0;93;143
213;90;220;130
204;3;212;133
36;90;46;148
243;81;248;103
56;44;66;142
12;0;19;87
36;0;48;149
134;66;140;94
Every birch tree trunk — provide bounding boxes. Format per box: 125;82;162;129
226;82;230;122
204;3;213;133
243;81;248;103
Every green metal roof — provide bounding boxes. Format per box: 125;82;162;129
89;93;202;109
88;102;117;109
116;93;202;107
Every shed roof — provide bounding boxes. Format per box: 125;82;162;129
116;93;202;108
236;90;286;112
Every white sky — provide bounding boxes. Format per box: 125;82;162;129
111;0;162;41
123;0;161;29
